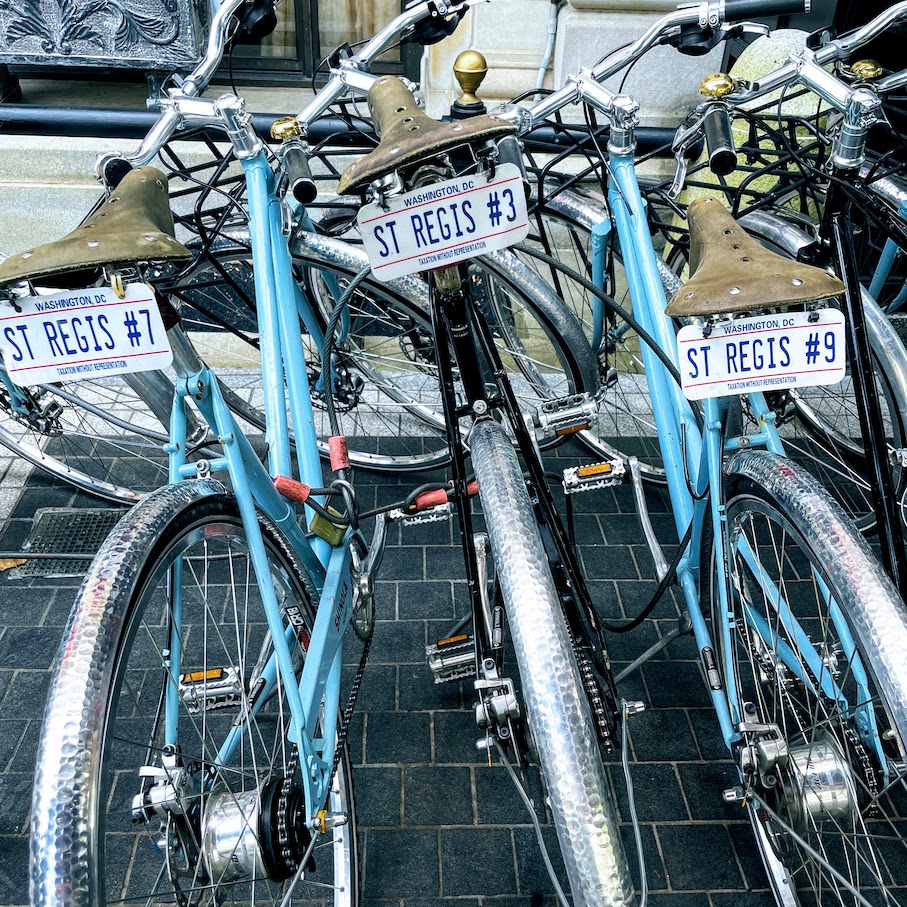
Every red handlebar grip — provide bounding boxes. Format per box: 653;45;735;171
274;475;312;504
329;436;351;472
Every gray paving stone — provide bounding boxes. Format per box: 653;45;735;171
366;712;432;765
365;828;440;898
441;828;516;896
404;766;473;827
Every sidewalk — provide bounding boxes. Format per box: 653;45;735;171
0;441;772;906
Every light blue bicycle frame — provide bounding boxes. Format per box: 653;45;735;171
161;148;364;824
599;150;884;772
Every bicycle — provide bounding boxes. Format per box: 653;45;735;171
0;0;601;499
469;2;907;903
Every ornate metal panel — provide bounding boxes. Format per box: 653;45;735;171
0;0;209;68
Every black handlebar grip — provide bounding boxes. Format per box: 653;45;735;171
721;0;809;22
282;145;317;205
703;104;737;177
102;156;134;188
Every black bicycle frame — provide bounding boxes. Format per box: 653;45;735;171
823;179;907;599
426;263;620;733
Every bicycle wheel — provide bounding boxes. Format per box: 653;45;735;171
0;368;172;502
31;480;359;907
709;449;907;907
311;208;600;413
170;234;596;471
520;189;681;482
167;238;452;471
469;419;633;907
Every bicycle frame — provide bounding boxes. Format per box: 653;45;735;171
160;140;366;826
597;149;884;771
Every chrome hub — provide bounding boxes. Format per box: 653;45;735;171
200;779;312;884
781;735;859;831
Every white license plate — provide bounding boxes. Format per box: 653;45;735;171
0;282;172;386
677;308;846;401
358;163;530;282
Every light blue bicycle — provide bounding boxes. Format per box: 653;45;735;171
497;2;907;904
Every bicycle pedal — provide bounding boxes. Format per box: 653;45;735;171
179;666;243;713
389;501;453;526
562;458;625;494
532;392;599;440
426;633;476;684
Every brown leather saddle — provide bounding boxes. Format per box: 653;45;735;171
665;196;844;317
337;76;517;196
0;166;191;289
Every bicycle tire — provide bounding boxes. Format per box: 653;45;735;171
30;479;359;907
469;419;634;907
706;449;907;906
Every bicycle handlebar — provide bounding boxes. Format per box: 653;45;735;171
102;0;483;177
727;0;907;103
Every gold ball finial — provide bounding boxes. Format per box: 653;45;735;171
850;59;883;80
699;72;736;99
453;50;488;106
270;116;302;142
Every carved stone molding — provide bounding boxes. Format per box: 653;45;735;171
0;0;208;67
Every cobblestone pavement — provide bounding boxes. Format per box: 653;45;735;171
0;441;775;907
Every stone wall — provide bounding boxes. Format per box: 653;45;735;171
421;0;723;123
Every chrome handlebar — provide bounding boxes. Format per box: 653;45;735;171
101;0;485;175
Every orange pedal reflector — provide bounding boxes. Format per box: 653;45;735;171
437;633;470;647
578;462;612;478
182;668;224;683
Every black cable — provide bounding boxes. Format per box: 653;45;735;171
510;242;694;410
601;521;692;633
319;263;374;528
321;264;373;441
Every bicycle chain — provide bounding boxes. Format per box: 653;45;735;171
278;743;301;874
570;631;615;754
328;619;374;790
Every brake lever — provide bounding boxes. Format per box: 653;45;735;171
669;109;708;198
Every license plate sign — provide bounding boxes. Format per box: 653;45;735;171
677;309;846;401
358;164;530;281
1;283;172;386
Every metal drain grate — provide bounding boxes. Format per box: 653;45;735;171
13;508;123;577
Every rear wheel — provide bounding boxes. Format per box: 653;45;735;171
169;237;596;472
0;367;172;503
711;451;907;906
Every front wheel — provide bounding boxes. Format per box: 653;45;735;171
469;419;633;907
30;481;359;907
710;450;907;906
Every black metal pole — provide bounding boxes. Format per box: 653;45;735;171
826;182;907;597
0;102;679;156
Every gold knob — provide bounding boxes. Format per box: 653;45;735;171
453;49;488;106
699;72;736;99
850;59;882;80
270;116;301;142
